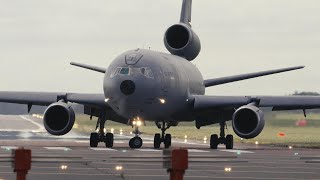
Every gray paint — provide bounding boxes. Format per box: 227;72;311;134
0;0;320;138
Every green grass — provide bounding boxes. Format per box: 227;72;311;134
73;112;320;148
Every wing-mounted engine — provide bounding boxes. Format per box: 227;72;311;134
43;102;75;136
164;23;201;61
232;104;265;139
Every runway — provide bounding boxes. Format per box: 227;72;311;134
1;115;320;180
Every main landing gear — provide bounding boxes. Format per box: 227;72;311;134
154;121;172;149
90;113;114;148
210;121;233;149
129;119;143;149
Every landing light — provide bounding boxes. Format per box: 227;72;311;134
136;120;142;127
60;165;68;170
224;167;232;172
255;141;259;145
159;98;166;104
104;98;109;103
115;165;123;171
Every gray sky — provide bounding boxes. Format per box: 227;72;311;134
0;0;319;96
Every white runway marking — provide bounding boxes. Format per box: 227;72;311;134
188;149;210;153
44;147;71;151
1;146;18;150
89;147;117;151
19;115;45;132
219;149;254;154
142;141;154;144
75;140;89;143
136;149;162;152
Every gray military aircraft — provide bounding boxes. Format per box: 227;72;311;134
0;0;319;149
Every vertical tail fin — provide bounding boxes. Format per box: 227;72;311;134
180;0;192;26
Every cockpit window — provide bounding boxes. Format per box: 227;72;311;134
146;68;154;78
119;67;130;75
110;67;154;78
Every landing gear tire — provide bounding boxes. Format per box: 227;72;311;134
90;133;99;147
226;134;233;149
105;133;114;148
210;134;219;149
164;134;172;148
154;133;161;149
129;136;143;149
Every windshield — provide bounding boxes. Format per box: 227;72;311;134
111;67;154;78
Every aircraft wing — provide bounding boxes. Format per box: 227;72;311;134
203;66;304;88
193;95;320;111
0;91;106;108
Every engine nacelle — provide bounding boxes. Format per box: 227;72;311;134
164;23;201;61
232;105;265;139
43;102;75;136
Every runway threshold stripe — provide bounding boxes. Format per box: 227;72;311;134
188;149;210;153
89;148;117;151
219;149;254;154
44;147;71;151
1;146;18;150
136;149;162;152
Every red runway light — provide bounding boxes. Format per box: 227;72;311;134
278;132;286;137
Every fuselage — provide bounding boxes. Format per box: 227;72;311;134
103;49;205;122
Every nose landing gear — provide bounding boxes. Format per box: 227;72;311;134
89;113;114;148
210;121;233;149
129;118;143;149
154;121;172;149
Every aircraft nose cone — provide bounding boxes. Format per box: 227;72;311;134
120;80;136;95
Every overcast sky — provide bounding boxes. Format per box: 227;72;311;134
0;0;319;96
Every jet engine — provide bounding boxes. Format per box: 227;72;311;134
232;104;265;139
43;102;75;136
164;23;201;61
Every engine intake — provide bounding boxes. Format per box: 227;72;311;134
232;105;265;139
43;102;75;136
164;23;201;61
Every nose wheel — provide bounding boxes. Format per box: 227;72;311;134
154;121;172;149
210;121;233;149
129;119;143;149
129;136;143;149
89;113;114;148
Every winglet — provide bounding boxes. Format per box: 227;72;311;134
180;0;192;26
204;66;305;88
70;62;106;73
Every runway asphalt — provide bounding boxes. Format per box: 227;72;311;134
1;115;320;180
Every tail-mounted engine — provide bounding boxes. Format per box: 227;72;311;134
232;104;265;139
43;102;75;136
164;23;201;61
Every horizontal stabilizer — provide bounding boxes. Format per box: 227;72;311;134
204;66;304;88
70;62;106;73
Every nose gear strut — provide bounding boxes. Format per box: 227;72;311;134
129;119;143;149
